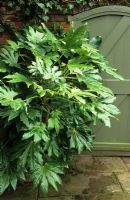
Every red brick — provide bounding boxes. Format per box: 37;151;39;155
0;32;10;45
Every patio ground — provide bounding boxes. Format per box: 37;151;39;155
1;155;130;200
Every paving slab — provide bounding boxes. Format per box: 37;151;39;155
0;183;37;200
40;172;122;197
71;155;94;172
116;172;130;193
73;156;128;173
77;194;130;200
39;193;130;200
39;197;74;200
100;193;130;200
85;193;130;200
94;157;128;172
122;157;130;171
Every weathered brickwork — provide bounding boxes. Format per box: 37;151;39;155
0;3;90;44
1;0;130;45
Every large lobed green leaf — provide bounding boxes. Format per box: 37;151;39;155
0;24;123;195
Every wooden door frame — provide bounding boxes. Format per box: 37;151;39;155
71;5;130;154
70;6;130;27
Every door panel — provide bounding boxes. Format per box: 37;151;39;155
72;6;130;151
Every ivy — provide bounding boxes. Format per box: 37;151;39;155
1;0;128;23
1;0;128;34
0;0;93;34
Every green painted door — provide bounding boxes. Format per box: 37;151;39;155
72;6;130;151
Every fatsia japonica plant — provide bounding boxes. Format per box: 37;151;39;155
0;24;123;195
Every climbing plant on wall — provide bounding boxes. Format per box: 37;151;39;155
0;0;93;34
1;0;129;34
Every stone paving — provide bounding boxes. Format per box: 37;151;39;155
1;156;130;200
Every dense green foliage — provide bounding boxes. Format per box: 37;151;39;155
0;0;93;34
3;0;91;16
1;1;128;34
0;24;123;195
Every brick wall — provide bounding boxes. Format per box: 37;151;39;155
1;1;129;44
0;3;91;44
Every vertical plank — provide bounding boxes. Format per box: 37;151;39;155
72;6;130;152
